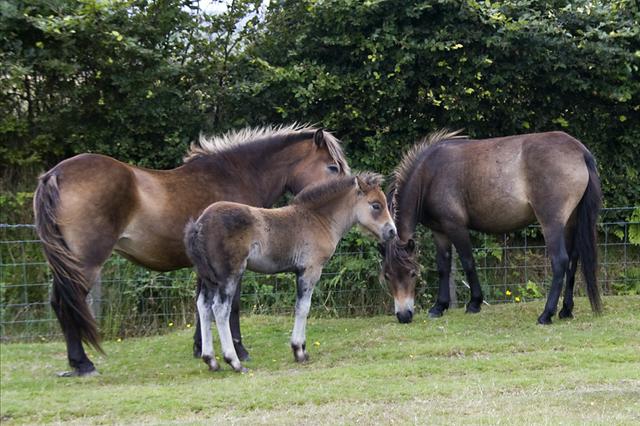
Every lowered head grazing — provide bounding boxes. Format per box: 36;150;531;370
380;237;419;324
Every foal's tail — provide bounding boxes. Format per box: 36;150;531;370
34;171;103;353
184;218;217;285
574;152;603;314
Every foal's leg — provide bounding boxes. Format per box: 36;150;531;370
197;288;220;371
446;226;484;313
230;278;250;361
291;268;322;363
194;271;249;361
193;277;203;358
428;231;453;318
212;277;247;372
538;223;570;325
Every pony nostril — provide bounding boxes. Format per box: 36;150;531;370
384;225;396;241
396;310;413;324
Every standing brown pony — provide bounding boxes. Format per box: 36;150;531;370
33;124;349;376
185;172;396;372
381;130;602;325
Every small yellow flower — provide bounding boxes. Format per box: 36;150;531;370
186;323;192;328
314;341;320;347
409;354;414;359
515;296;521;303
505;289;512;296
168;322;174;327
117;338;122;342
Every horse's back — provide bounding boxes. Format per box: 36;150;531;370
425;132;590;232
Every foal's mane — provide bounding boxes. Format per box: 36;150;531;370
292;172;383;207
183;123;349;173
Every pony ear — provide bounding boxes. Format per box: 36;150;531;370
406;238;416;253
314;129;325;148
355;175;369;194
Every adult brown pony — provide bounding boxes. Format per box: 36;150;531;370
185;172;396;372
33;124;349;376
381;130;602;325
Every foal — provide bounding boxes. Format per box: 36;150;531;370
185;172;396;372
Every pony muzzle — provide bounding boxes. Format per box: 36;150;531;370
382;222;397;242
394;297;414;324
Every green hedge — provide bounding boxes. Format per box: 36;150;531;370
2;0;638;208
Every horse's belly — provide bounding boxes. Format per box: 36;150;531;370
114;235;190;271
246;256;285;274
469;202;536;234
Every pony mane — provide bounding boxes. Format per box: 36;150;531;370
393;129;465;192
390;129;466;220
184;123;350;174
292;171;383;207
384;238;420;271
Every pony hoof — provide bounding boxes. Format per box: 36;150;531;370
558;309;574;319
295;353;309;363
203;355;220;371
537;315;553;325
57;369;99;378
193;345;202;358
465;305;481;314
291;343;308;363
234;345;251;362
236;366;249;374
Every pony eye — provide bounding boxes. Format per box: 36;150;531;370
410;270;417;278
371;202;381;211
327;164;339;173
384;272;390;280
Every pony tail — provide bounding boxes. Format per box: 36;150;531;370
184;218;217;284
575;153;603;314
34;171;103;353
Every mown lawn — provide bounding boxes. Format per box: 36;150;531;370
1;296;639;425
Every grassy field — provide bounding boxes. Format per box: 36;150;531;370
1;296;639;425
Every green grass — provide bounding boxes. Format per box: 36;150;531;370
1;296;639;425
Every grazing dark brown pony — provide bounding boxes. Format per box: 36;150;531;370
381;130;602;325
33;124;350;376
185;172;396;372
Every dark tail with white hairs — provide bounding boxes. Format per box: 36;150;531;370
34;171;103;353
184;218;217;285
574;152;603;313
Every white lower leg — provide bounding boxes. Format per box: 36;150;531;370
197;292;219;371
291;291;312;361
213;293;243;372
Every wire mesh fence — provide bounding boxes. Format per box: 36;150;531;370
1;207;638;342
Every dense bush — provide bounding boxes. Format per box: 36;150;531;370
2;0;638;203
233;0;639;206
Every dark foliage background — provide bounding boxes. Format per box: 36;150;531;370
2;0;638;208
